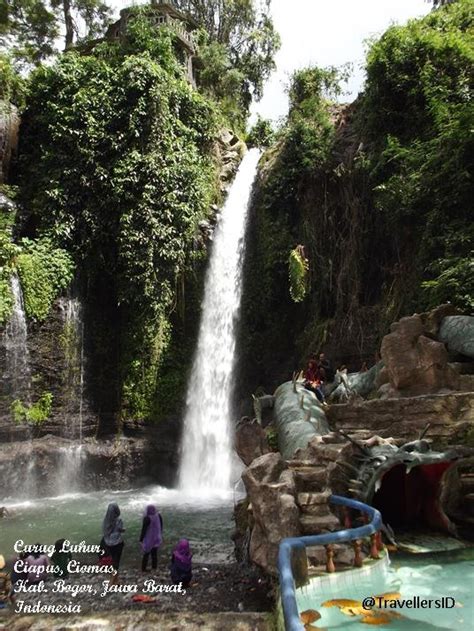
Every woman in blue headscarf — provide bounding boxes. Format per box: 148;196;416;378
102;502;125;581
139;504;163;571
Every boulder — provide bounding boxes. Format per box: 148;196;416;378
380;314;459;395
242;453;300;574
422;304;460;337
235;417;270;466
439;316;474;359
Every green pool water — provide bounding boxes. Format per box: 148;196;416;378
295;548;474;629
0;486;236;567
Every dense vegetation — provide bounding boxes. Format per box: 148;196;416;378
362;0;473;312
15;20;219;423
1;2;279;430
237;0;473;397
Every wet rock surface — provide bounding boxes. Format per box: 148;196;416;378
0;434;178;496
235;417;270;466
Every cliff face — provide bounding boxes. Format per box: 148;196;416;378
0;128;243;443
237;1;473;404
236;105;389;405
0;101;19;184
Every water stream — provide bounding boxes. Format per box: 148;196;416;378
61;296;86;441
179;148;261;494
2;272;31;404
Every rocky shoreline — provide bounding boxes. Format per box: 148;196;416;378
0;562;274;627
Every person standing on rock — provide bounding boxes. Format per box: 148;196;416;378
139;504;163;572
102;503;125;583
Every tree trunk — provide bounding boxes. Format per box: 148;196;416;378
63;0;74;49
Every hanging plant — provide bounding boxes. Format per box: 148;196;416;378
288;245;309;303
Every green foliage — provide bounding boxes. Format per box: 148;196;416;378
362;0;473;311
238;0;473;402
11;391;53;424
15;238;74;321
0;52;26;106
265;426;278;451
422;253;474;311
175;0;280;128
247;115;274;148
0;203;20;324
288;65;350;111
0;0;111;64
17;29;219;419
288;246;309;303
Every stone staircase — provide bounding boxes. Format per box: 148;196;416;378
287;442;362;568
289;439;347;536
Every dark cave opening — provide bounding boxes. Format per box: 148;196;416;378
372;462;454;532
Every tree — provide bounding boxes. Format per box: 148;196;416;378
50;0;110;49
0;0;58;65
174;0;280;125
0;0;110;64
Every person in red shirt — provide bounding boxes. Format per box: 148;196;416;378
303;359;328;406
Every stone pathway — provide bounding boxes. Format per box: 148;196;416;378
2;611;274;630
0;563;275;629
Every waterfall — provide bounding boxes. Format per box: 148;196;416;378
179;148;261;494
61;296;86;440
3;273;31;403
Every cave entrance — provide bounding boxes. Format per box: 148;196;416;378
372;462;454;532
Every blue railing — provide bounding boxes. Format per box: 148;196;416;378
278;495;383;631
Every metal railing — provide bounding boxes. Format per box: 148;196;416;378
278;495;383;631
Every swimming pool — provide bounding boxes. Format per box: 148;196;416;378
294;548;474;629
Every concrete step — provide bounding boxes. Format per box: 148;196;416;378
292;466;327;492
297;491;331;512
300;512;341;535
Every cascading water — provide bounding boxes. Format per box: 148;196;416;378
179;148;261;494
61;296;86;440
2;272;32;403
56;296;87;490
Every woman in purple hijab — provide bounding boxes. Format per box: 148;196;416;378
170;538;192;587
139;504;163;571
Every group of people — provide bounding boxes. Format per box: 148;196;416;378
99;502;193;587
0;502;194;608
303;352;334;405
